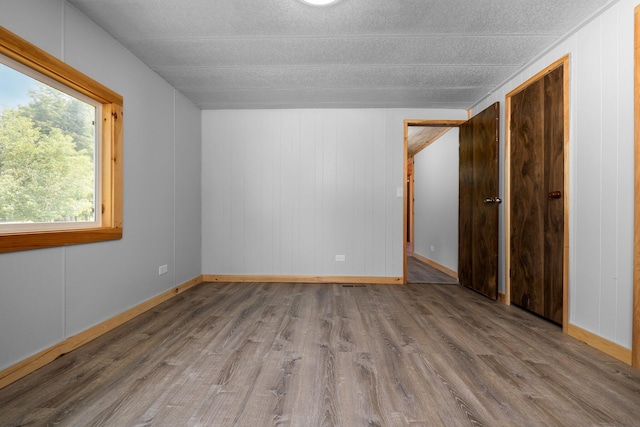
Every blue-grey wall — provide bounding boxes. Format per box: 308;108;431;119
0;0;202;371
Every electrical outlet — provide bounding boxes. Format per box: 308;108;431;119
159;264;168;275
430;245;435;252
335;254;346;262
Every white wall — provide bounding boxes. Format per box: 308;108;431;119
0;1;202;370
201;109;467;278
472;0;634;349
413;128;459;273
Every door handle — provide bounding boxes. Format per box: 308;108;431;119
484;197;502;205
548;191;562;199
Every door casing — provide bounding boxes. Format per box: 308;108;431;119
403;120;465;283
632;5;640;368
505;55;570;331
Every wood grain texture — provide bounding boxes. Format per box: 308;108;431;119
561;55;570;332
510;64;565;325
543;66;565;324
0;26;124;253
407;156;414;250
2;281;638;426
202;275;403;285
510;77;546;315
567;324;632;365
0;275;203;389
458;103;500;300
471;103;500;300
409;254;458;283
458;116;474;292
407;126;451;156
404;120;466;159
0;27;122;104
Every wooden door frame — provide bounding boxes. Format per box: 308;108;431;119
505;55;570;331
407;156;414;255
632;5;640;369
403;119;466;283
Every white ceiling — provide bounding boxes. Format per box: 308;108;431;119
67;0;615;110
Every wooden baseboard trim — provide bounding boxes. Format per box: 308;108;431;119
498;292;507;304
202;275;403;285
567;324;632;365
0;275;204;390
411;253;458;279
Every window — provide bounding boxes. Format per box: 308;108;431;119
0;59;101;230
0;27;123;253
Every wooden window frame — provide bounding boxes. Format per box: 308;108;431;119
0;26;123;253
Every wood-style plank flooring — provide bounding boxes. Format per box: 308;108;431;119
407;256;458;284
1;282;639;426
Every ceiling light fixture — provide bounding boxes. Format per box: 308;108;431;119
300;0;339;6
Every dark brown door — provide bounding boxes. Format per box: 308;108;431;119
510;65;564;324
459;103;500;300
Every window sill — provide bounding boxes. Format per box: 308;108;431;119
0;227;123;253
0;26;124;254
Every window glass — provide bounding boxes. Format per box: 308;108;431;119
0;26;122;253
0;59;101;231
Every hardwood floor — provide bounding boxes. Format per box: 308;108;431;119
407;256;457;284
1;281;639;426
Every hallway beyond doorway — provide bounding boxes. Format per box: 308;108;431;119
407;256;458;284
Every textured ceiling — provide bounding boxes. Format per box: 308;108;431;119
67;0;615;110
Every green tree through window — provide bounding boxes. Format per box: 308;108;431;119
0;26;123;253
0;70;97;224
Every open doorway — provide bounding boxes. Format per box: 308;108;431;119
404;120;464;284
403;103;500;292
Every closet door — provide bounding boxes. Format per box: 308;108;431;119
458;103;500;300
510;65;564;324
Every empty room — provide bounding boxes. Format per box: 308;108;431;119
1;0;640;425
